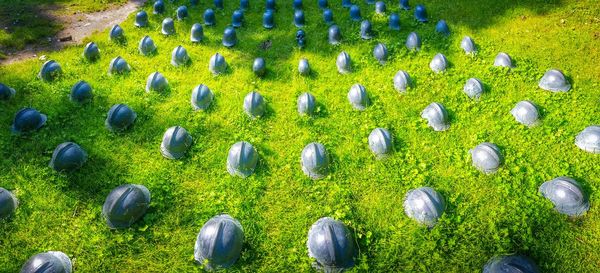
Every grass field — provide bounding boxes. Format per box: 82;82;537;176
1;0;599;272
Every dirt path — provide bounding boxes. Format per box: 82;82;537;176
0;0;146;65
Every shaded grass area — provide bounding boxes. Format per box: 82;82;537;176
0;0;127;55
1;0;600;272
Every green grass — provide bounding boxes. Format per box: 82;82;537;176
1;0;599;272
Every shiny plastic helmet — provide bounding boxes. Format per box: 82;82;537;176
153;0;165;14
301;142;330;179
135;10;148;27
109;24;124;42
20;251;72;273
493;52;514;68
539;176;589;216
293;0;302;9
294;10;305;27
375;1;386;14
414;4;427;22
171;46;190;67
389;13;400;30
470;142;503;174
0;188;18;219
209;53;227;75
349;5;361;21
263;10;275;29
204;9;216;26
240;0;249;10
318;0;328;9
70;80;93;104
146;72;169;92
105;104;137;132
162;18;175;35
39;60;62;82
0;83;16;101
214;0;224;9
336;51;351;74
393;70;411;93
575;126;600;153
139;35;157;55
49;142;87;172
176;5;189;20
227;141;258;177
463;78;484;99
348;84;369;110
435;20;450;35
266;0;276;11
369;128;393;158
328;24;341;45
323;9;334;25
421;102;450;131
307;217;356;272
404;187;445;227
460;36;476;54
342;0;352;8
11;107;47;134
400;0;410;10
406;32;421;51
253;57;266;77
191;23;204;42
83;42;100;61
429;53;448;73
243;91;266;118
296;29;306;48
108;56;131;75
191;84;214;111
373;43;388;65
510;100;540;127
194;214;244;270
360;20;373;39
483;255;540;273
539;69;571;92
102;184;151;229
232;9;244;28
297;92;316;116
298;58;311;75
161;126;193;159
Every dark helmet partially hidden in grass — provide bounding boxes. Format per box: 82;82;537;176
435;20;450;35
20;251;72;273
240;0;249;10
373;43;388;64
0;188;18;219
108;56;131;75
161;18;175;35
39;60;62;81
293;0;303;10
493;52;514;68
429;53;448;73
348;83;369;110
134;10;148;27
421;102;450;131
263;10;275;29
463;78;484;99
194;214;244;270
336;51;352;74
393;70;412;93
190;23;204;42
328;24;341;45
400;0;410;10
294;10;305;27
318;0;328;9
109;24;124;42
146;72;169;92
70;80;93;104
49;142;87;172
227;141;258;178
105;104;137;133
161;126;193;159
11;107;47;135
404;187;445;227
483;255;540;273
469;142;503;174
575;126;600;153
232;9;244;28
539;69;571;92
153;0;165;14
298;58;311;75
307;217;357;272
405;32;421;51
414;4;428;22
360;20;373;39
389;13;400;30
297;92;316;116
209;53;227;75
266;0;276;11
253;57;266;77
214;0;224;9
296;29;306;48
204;9;216;26
510;100;540;127
139;36;157;55
323;9;334;25
191;84;214;111
369;128;393;158
83;42;100;61
301;142;330;179
539;176;590;217
171;46;190;67
349;5;361;21
243;91;266;118
460;36;476;54
176;5;189;20
342;0;352;8
0;82;16;101
102;184;151;229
